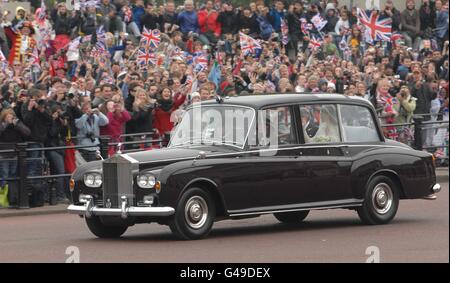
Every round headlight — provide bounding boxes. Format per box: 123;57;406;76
137;174;156;189
84;173;102;188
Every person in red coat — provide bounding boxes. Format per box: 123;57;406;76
153;87;186;144
100;98;131;156
197;0;221;45
4;21;37;65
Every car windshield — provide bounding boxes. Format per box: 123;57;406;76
169;105;255;149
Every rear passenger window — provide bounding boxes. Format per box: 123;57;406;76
339;105;380;142
299;104;341;143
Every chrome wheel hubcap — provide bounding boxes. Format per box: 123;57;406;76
185;196;208;229
372;183;393;215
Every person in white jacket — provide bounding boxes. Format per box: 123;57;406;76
334;10;350;48
75;102;109;162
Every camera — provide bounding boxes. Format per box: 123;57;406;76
343;70;352;78
388;86;399;97
167;78;174;86
37;99;46;106
86;132;96;142
399;88;408;97
67;92;75;99
60;111;70;120
259;73;267;81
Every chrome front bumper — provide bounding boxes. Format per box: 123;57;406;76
67;195;175;219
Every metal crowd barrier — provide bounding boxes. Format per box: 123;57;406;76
380;115;449;154
0;132;165;209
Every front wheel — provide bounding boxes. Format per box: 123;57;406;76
169;187;216;240
85;216;128;238
274;210;309;223
357;176;399;225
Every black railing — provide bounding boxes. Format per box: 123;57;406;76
380;116;449;152
0;132;165;209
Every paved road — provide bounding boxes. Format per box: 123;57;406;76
0;183;448;263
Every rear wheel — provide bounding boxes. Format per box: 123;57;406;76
357;176;399;225
274;210;309;223
169;187;216;240
85;216;128;238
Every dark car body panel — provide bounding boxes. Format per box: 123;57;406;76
70;94;437;219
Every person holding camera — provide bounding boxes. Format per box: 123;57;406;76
393;85;417;143
125;87;155;149
75;102;109;162
46;105;70;203
21;88;52;173
99;96;131;156
381;0;402;32
0;108;31;203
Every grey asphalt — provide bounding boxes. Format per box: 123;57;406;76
0;183;447;263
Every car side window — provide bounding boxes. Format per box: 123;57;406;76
339;105;380;142
258;107;297;146
299;104;341;143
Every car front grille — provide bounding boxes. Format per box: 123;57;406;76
94;198;104;207
102;155;136;208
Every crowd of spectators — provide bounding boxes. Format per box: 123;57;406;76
0;0;448;207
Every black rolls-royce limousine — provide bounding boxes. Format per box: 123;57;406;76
68;94;441;240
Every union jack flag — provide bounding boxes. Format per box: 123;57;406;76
391;32;403;47
91;47;108;58
137;49;157;65
38;27;52;47
122;6;133;23
299;18;313;36
38;0;46;21
91;25;107;54
95;25;106;42
193;52;208;72
68;36;81;52
170;47;185;60
82;34;92;43
311;13;327;31
239;32;261;56
27;47;41;70
357;9;392;42
308;35;322;50
141;28;161;50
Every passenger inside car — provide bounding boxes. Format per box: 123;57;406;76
300;107;319;143
314;106;341;143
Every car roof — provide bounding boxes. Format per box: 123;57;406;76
201;93;373;109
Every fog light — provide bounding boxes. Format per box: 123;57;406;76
143;195;154;206
79;194;91;203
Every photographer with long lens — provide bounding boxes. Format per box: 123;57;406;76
46;105;70;204
75;102;109;162
20;88;52;206
393;84;417;144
